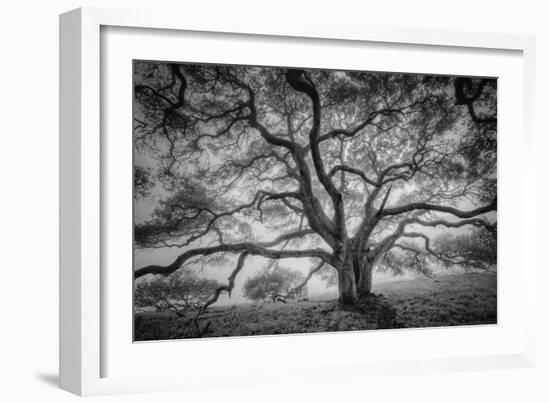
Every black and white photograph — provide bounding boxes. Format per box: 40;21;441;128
3;0;550;400
133;61;497;341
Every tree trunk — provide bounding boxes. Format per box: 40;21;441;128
356;262;373;299
338;256;358;306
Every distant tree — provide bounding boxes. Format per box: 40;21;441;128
133;62;497;307
243;264;308;302
432;226;497;271
378;226;496;276
134;267;221;314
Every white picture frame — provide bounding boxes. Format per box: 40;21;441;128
60;6;537;396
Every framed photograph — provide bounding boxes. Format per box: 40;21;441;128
60;7;537;396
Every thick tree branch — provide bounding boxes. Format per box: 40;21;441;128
285;69;346;243
135;235;332;278
231;75;338;246
380;197;496;218
285;70;341;200
202;252;249;310
455;77;497;125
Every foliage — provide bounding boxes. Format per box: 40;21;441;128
378;225;496;276
133;166;154;200
433;226;497;270
379;247;431;277
134;268;221;313
242;264;306;302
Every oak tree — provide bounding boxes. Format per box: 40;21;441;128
133;62;497;307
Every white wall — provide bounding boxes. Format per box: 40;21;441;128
0;1;548;402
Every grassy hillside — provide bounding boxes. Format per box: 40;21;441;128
374;271;496;328
134;271;496;341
